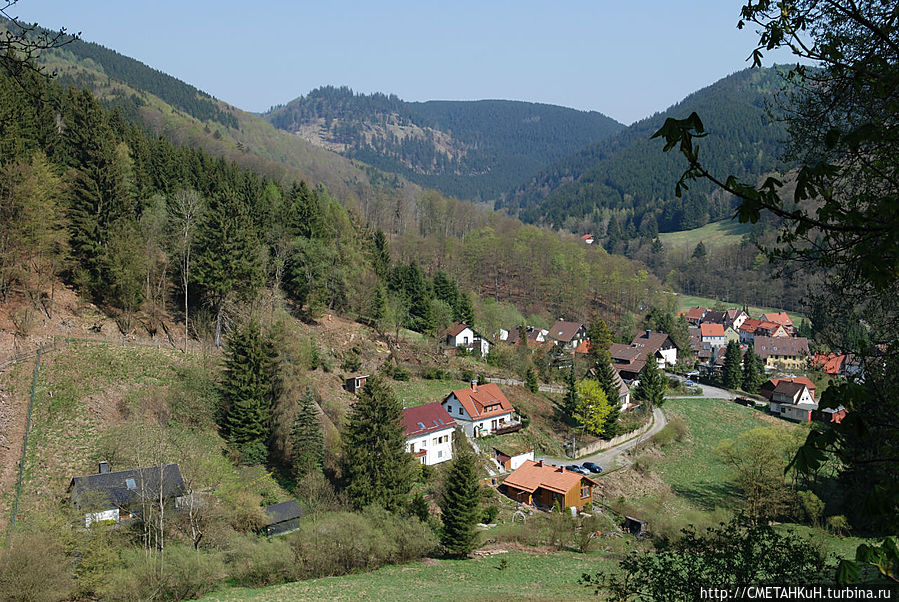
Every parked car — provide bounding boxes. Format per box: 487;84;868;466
685;379;695;386
565;464;588;475
686;370;700;378
582;462;603;474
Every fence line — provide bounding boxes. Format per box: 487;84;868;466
571;414;656;458
7;348;41;544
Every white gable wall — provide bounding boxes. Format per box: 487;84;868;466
406;426;455;465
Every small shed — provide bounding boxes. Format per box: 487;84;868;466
344;375;369;394
262;500;303;536
623;516;648;538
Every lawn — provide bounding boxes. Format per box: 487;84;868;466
659;220;751;251
205;550;612;601
390;378;468;407
651;397;795;510
674;293;807;325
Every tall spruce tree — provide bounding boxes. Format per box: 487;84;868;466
742;347;764;394
635;360;666;409
525;367;538;393
439;434;481;558
220;321;276;462
723;340;743;390
341;374;415;511
291;386;324;480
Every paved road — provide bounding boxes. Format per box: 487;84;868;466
666;373;736;401
537;406;667;471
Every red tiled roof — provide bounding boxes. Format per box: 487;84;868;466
445;383;514;420
401;403;457;438
442;321;471;337
502;460;598;495
686;306;707;320
575;340;593;355
700;323;725;337
813;353;846;375
762;312;793;327
580;233;594;240
739;318;763;333
768;376;816;391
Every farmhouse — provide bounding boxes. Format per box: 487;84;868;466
442;381;518;438
754;336;810;370
401;402;457;465
768;380;817;422
500;460;598;510
630;330;678;367
549;320;587;350
68;462;186;527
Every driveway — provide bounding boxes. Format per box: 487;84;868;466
666;373;736;401
536;406;667;471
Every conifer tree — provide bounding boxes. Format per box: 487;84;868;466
220;321;276;463
525;367;538;393
291;386;324;480
341;374;415;511
595;360;619;405
439;434;481;558
456;291;475;327
635;360;666;409
723;340;743;390
742;347;764;394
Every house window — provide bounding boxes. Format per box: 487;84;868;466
422;439;427;447
433;437;438;445
459;408;463;415
581;484;591;498
437;451;443;458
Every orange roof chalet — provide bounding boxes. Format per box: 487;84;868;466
762;312;793;327
502;460;598;495
446;382;513;420
700;323;725;337
813;352;846;375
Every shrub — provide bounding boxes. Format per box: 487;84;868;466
0;532;73;602
104;546;225;601
651;417;688;448
420;366;445;380
227;536;298;587
391;364;410;381
482;505;499;524
460;368;474;382
632;453;656;475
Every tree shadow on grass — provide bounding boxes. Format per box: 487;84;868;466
671;480;740;510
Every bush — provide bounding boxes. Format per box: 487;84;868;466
420;366;446;380
341;352;362;373
238;440;269;465
460;368;474;382
391;364;410;381
227;536;298;587
482;505;499;524
104;546;225;601
651;417;688;448
0;532;73;602
632;453;656;475
166;364;220;430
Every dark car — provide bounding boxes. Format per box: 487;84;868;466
565;464;587;475
582;462;603;474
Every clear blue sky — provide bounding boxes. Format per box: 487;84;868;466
12;0;793;125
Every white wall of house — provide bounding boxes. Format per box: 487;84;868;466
782;405;813;421
658;347;677;366
702;335;726;349
730;313;748;331
406;427;455;465
441;395;514;437
448;327;475;348
85;508;119;527
509;450;535;471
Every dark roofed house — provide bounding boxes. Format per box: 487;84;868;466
630;330;678;368
610;343;645;381
549;320;587;350
262;500;303;536
701;310;726;325
68;463;186;527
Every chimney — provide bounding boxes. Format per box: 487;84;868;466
98;461;110;474
471;379;478;392
645;329;652;338
537;460;543;467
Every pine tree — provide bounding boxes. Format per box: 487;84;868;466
456;291;475;327
595;360;619;404
563;365;578;418
439;435;481;558
742;347;765;394
341;374;415;511
525;367;538;393
291;386;324;480
635;360;666;409
220;321;276;462
723;340;743;390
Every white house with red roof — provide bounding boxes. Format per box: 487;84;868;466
401;402;457;466
442;381;518;438
762;312;794;334
441;321;490;358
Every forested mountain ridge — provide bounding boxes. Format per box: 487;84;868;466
265;86;625;202
500;68;791;237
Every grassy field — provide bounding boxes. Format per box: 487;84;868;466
205;550;611;601
674;293;807;325
659;220;751;251
391;378;469;407
651;398;797;510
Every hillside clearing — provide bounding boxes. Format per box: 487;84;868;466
659;220;752;251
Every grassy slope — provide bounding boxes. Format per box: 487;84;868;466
658;220;752;251
674;293;807;325
206;550;607;601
